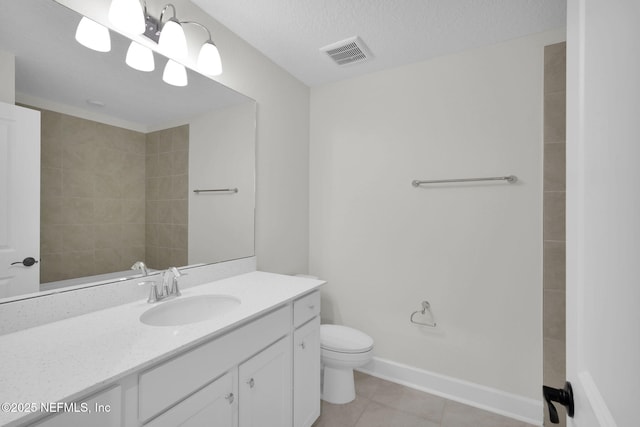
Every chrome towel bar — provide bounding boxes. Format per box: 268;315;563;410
193;188;238;194
412;175;517;187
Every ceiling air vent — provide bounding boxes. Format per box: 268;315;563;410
320;36;372;66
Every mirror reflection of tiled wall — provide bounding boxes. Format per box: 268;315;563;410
144;125;189;270
543;41;566;427
37;108;146;283
37;108;189;284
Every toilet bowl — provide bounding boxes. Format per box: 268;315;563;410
320;324;374;404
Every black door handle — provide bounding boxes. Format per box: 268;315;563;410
543;382;574;424
10;257;38;267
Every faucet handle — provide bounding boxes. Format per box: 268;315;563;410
164;267;184;297
138;280;161;303
170;276;182;297
169;266;183;277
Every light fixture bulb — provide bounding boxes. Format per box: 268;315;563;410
108;0;145;35
158;19;188;60
163;60;188;87
197;41;222;76
126;41;155;72
75;17;111;52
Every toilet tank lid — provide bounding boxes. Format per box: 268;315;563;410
321;324;374;352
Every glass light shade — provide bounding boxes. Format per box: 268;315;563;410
163;60;188;87
108;0;145;34
126;41;154;72
197;42;222;76
158;19;188;60
75;17;111;52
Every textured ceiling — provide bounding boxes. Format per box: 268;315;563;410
192;0;567;87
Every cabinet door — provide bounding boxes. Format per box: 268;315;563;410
32;386;121;427
239;336;292;427
293;317;321;427
144;371;236;427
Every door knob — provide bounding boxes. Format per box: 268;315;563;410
10;257;38;267
543;382;574;424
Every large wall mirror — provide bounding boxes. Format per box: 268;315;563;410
0;0;256;302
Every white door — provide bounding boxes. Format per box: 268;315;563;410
0;102;40;298
565;0;639;425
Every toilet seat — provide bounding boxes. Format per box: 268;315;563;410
320;324;374;354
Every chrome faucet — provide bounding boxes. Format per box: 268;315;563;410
141;267;184;304
131;261;149;276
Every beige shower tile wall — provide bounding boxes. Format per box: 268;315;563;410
145;125;189;270
38;108;146;283
543;42;566;427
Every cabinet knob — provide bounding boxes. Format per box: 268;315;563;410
247;378;255;388
308;304;315;310
225;393;234;404
299;341;306;350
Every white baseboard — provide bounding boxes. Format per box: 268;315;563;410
357;357;543;426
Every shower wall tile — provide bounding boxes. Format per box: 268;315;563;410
543;42;566;426
543;289;566;341
543;241;565;290
544;91;566;143
145;125;189;270
41;167;62;197
543;192;566;241
543;142;566;191
41;197;64;225
543;338;565;386
544;42;567;94
37;107;146;284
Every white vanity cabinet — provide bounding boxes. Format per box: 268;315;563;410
20;287;322;427
292;291;321;427
138;305;290;426
238;336;292;427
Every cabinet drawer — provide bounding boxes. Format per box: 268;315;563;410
144;371;236;427
293;291;320;327
139;305;290;422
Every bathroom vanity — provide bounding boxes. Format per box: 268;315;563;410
0;272;323;427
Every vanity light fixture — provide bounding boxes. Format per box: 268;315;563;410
183;21;223;76
76;1;223;86
126;41;155;72
108;0;146;35
75;17;111;52
163;59;188;86
157;5;188;60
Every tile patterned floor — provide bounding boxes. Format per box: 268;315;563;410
312;372;538;427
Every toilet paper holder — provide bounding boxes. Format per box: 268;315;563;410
410;301;437;327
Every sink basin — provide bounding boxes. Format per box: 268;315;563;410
140;295;241;326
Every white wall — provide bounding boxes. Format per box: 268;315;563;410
189;102;256;264
56;0;310;275
0;48;15;104
310;29;565;402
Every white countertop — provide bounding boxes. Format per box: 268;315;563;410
0;271;323;426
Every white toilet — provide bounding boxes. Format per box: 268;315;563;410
320;324;374;404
